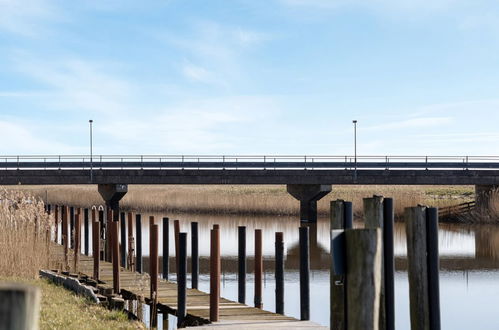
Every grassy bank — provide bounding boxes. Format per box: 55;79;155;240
9;184;475;218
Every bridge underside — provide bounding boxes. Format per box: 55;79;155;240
2;169;499;185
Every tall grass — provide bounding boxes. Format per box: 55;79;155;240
0;189;55;278
10;184;474;219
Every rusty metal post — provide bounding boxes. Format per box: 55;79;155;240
210;227;220;322
74;209;81;272
163;217;169;280
70;206;74;249
120;212;126;268
84;208;89;256
106;208;112;262
127;212;135;271
254;229;263;309
136;214;142;273
150;224;159;327
112;219;120;294
92;209;100;281
54;205;59;243
149;216;155;274
62;206;69;270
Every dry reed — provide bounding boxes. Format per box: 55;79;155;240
0;189;55;278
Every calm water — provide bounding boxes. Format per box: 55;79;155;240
68;213;499;329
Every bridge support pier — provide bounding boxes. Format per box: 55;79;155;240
287;184;332;223
475;185;499;213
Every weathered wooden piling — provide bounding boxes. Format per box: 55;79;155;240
62;206;69;270
149;216;155;274
92;209;100;281
127;212;134;271
364;195;386;330
174;219;180;272
178;232;187;328
150;223;159;327
383;198;395;330
345;228;382;330
254;229;263;309
120;212;126;268
0;283;41;330
112;219;120;294
106;208;112;262
275;232;284;315
299;226;310;321
162;217;169;280
210;226;220;322
74;209;81;272
136;214;142;273
54;205;59;243
70;206;75;249
238;226;246;304
84;208;89;256
426;207;441;330
405;206;430;330
191;222;199;289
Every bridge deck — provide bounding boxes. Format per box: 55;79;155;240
50;245;325;329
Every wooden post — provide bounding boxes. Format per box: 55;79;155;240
112;219;120;294
254;229;263;309
92;209;100;281
275;232;284;315
120;212;126;268
84;208;89;256
54;205;59;244
191;222;199;289
299;226;310;321
330;200;347;330
127;212;135;271
405;206;430;330
150;223;159;328
177;232;187;328
383;198;395;330
70;206;74;249
210;226;220;322
106;208;112;262
162;217;169;280
238;226;246;304
345;228;382;330
62;206;69;270
0;283;41;330
149;216;155;275
136;214;142;273
74;209;81;273
426;207;441;330
364;196;386;330
174;219;180;273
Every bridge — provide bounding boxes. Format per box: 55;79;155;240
1;155;498;222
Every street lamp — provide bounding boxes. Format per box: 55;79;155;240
89;120;93;183
353;120;357;179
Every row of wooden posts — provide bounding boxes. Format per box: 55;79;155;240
46;195;442;330
46;204;315;327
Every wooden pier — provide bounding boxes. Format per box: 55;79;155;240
49;244;325;329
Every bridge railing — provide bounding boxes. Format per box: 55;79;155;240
1;155;499;170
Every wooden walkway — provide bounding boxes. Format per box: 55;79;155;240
50;245;326;329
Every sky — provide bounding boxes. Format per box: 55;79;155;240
1;0;499;156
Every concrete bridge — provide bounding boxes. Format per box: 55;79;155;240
1;155;498;222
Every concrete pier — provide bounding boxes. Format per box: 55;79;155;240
287;184;332;223
98;184;128;212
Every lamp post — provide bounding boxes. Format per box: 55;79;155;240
89;120;93;183
353;120;357;180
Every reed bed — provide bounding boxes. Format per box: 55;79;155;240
0;189;55;278
10;184;474;219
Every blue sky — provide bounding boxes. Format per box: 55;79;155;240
1;0;499;156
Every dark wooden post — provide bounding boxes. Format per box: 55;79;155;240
74;209;81;272
299;226;310;321
191;222;199;289
406;206;430;330
426;207;441;330
210;226;220;322
162;217;169;280
178;232;187;328
0;283;41;330
112;219;120;294
150;223;159;327
330;200;347;330
136;214;142;273
62;206;69;270
92;209;100;281
275;232;284;315
254;229;263;309
120;212;126;268
83;208;89;256
383;198;395;330
70;206;74;249
174;219;180;273
345;228;382;330
149;216;155;274
54;205;59;244
238;226;246;304
127;212;134;271
106;208;112;262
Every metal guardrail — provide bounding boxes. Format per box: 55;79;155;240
1;155;499;170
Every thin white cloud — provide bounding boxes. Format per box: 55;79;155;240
365;117;452;131
0;0;61;36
